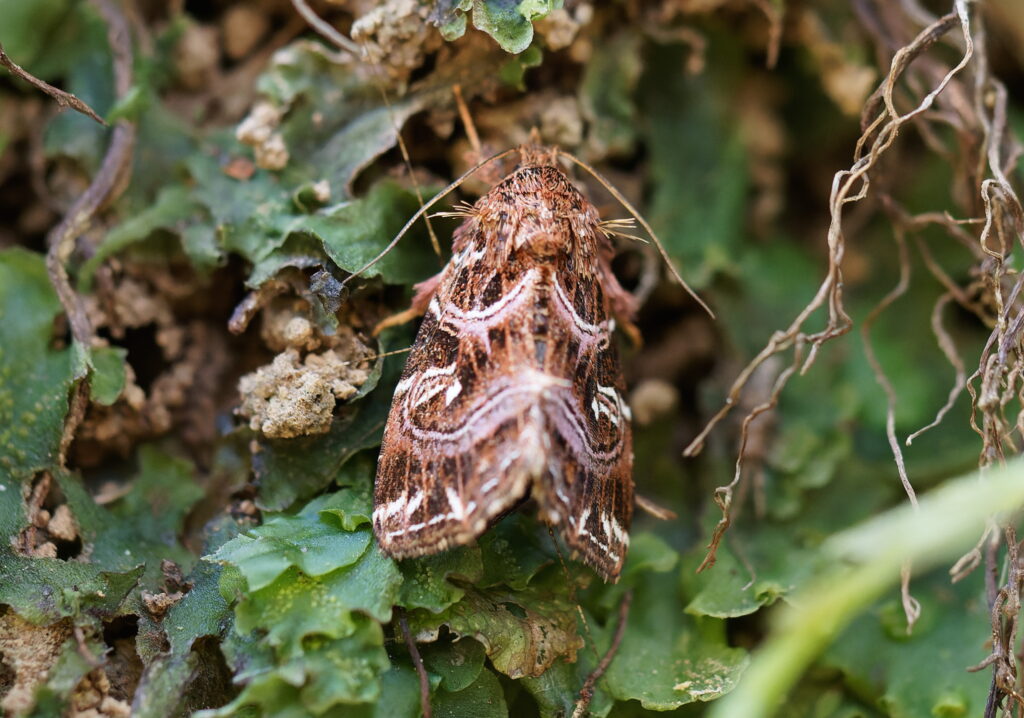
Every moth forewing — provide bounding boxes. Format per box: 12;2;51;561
372;146;638;582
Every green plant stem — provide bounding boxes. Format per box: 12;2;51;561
710;459;1024;718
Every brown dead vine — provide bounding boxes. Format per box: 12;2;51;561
13;0;139;467
685;0;1024;710
686;0;977;561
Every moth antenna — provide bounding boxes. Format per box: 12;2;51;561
368;77;443;257
340;148;519;289
602;230;648;244
289;0;443;257
558;150;715;319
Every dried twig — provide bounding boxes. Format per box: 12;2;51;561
684;0;983;582
398;610;432;718
697;354;797;572
0;43;107;125
289;0;361;55
73;625;101;667
571;590;632;718
43;0;137;465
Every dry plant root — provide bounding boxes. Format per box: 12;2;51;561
683;3;1024;674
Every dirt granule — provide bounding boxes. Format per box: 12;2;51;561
0;610;72;715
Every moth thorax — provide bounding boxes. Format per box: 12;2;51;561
516;231;567;260
513;211;571;258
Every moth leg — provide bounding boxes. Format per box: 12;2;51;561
635;493;677;520
599;259;643;348
617;319;642;349
372;271;443;336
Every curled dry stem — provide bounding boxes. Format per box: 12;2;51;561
972;528;1024;718
289;0;361;55
697;353;798;572
905;291;967;445
43;0;137;465
860;219;917;508
686;1;981;595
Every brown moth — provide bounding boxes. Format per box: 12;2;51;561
372;143;641;582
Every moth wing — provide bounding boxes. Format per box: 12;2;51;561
374;165;636;581
538;295;635;583
373;259;540;557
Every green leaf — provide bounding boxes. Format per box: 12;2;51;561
88;346;127;406
292;181;438;286
37;4;114;172
519;659;595;718
0;249;80;479
306;480;374;532
0;447;200;626
683;525;818;619
470;0;562;54
476;513;554;589
132;556;237;717
709;459;1024;718
254;40;442;198
437;10;468;42
82;445;203;587
81;184;202;286
0;0;74;68
210;616;390;716
338;661;424;718
208;482;408;717
433;666;508;718
639;40;748;289
823;572;988;717
605;570;749;709
579;31;642;157
398;546;484;613
168;562;234;655
234;544;400;657
210;503;372;592
0;552;144;625
519;640;615;718
498;45;543;89
422;637;487;692
407;572;583;679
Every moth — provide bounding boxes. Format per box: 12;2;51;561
371;143;648;583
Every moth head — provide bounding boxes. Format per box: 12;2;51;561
517;136;558;168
